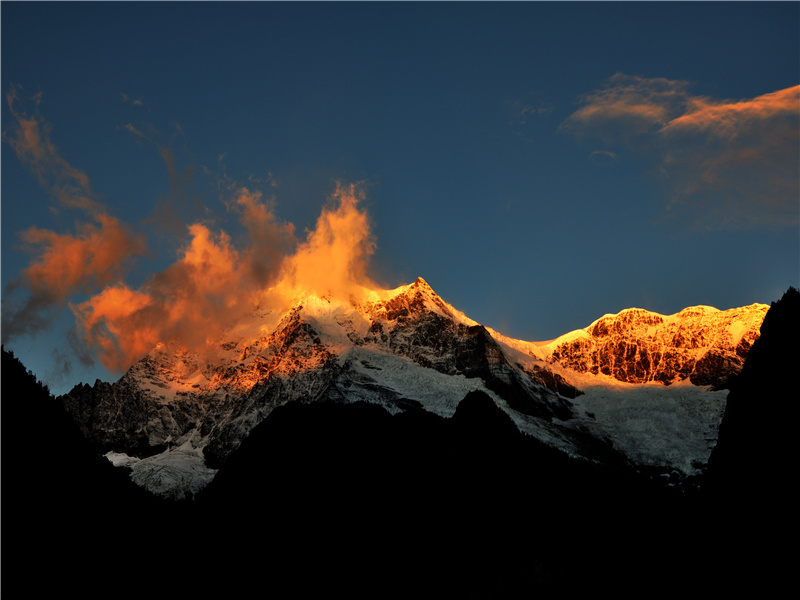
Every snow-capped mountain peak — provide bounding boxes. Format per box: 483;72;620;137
60;277;769;499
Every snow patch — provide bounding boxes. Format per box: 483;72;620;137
342;346;503;417
127;442;217;500
564;377;727;476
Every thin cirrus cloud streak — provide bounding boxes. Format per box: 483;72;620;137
561;74;800;230
122;121;204;237
3;84;100;214
2;86;380;375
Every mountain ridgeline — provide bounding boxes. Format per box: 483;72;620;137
57;277;769;500
3;284;795;595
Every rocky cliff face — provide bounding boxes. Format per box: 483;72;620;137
541;304;767;388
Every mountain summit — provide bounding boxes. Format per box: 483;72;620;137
60;278;768;499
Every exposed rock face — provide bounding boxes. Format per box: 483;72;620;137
361;279;577;421
544;304;768;388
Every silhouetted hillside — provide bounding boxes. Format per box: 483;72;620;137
706;287;798;493
196;392;699;596
1;347;194;597
702;287;798;587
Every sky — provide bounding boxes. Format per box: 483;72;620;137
2;2;798;395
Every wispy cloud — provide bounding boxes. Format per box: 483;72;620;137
505;95;553;141
121;92;144;107
561;74;800;230
4;84;103;215
2;86;149;345
122;120;204;236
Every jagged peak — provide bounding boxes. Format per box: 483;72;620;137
356;276;478;328
411;276;432;290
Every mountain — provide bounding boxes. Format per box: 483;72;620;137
5;285;791;596
59;277;768;500
697;287;798;591
1;347;182;597
704;286;798;519
0;346;713;596
538;303;766;388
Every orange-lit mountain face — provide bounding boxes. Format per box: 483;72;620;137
507;304;768;389
60;277;768;499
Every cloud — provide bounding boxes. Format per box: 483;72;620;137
279;181;377;300
561;74;692;143
590;149;617;162
70;181;376;373
16;215;146;298
505;95;554;141
121;93;144;107
233;187;296;286
123;121;202;235
2;214;148;342
3;84;381;377
2;87;149;343
70;284;157;373
4;84;104;215
71;219;271;372
561;74;800;230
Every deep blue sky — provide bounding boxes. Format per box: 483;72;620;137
2;2;798;394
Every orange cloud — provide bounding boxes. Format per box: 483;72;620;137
4;84;103;215
2;214;147;341
3;85;380;375
279;181;377;301
16;214;146;300
663;85;800;139
234;187;296;286
70;182;375;373
2;87;150;343
560;74;692;144
70;285;157;373
562;75;800;230
71;222;255;371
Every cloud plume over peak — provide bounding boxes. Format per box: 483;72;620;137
562;74;800;230
279;181;377;301
68;181;376;373
3;86;380;377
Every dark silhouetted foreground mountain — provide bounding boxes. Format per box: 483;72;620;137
2;347;166;595
0;345;730;596
701;286;798;583
195;393;698;597
2;346;689;597
705;287;798;493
